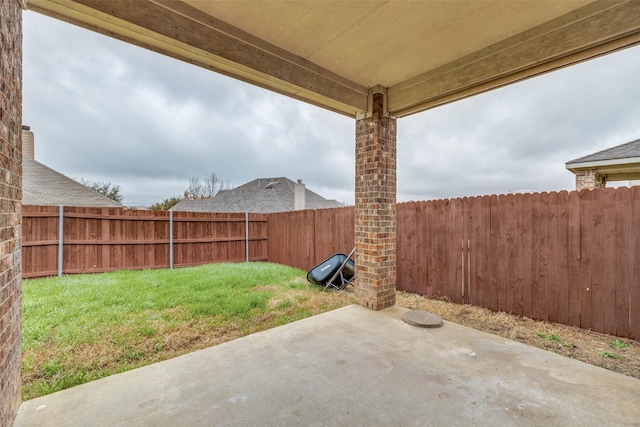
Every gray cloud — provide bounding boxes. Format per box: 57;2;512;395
398;49;640;200
23;12;640;206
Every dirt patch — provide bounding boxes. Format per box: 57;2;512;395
396;292;640;379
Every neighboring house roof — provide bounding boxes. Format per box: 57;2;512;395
566;138;640;167
22;157;123;207
171;177;343;213
565;138;640;183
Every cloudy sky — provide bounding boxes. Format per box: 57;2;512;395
22;11;640;207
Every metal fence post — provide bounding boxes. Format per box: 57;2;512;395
169;210;174;269
245;211;249;262
58;205;64;277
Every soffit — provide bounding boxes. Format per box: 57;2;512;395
27;0;640;118
568;163;640;182
567;158;640;172
185;1;589;88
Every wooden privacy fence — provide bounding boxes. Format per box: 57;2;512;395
268;187;640;340
267;207;355;271
22;206;267;278
21;187;640;339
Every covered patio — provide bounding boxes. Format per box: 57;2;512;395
2;1;640;424
13;305;640;425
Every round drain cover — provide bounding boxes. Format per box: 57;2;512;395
402;310;443;328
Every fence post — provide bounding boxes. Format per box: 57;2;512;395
245;211;249;262
58;205;64;277
461;238;465;297
169;210;174;269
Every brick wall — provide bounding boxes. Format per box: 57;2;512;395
575;168;606;190
0;0;23;424
354;92;397;310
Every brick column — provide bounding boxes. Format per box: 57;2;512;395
575;168;607;190
0;0;23;425
354;92;396;310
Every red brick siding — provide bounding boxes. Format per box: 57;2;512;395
354;93;397;310
575;169;607;191
0;0;23;424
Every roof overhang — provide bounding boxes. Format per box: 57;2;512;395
566;157;640;181
27;0;640;118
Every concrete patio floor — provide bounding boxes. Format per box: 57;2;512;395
14;305;640;426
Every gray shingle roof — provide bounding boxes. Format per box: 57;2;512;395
171;177;343;213
566;138;640;165
22;157;123;207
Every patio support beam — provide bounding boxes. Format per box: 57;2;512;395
27;0;369;117
354;88;397;310
387;0;640;117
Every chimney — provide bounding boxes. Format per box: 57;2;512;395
22;125;35;159
294;179;306;211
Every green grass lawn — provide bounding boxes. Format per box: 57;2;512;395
22;262;353;400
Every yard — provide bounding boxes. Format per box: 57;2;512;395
22;262;639;400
